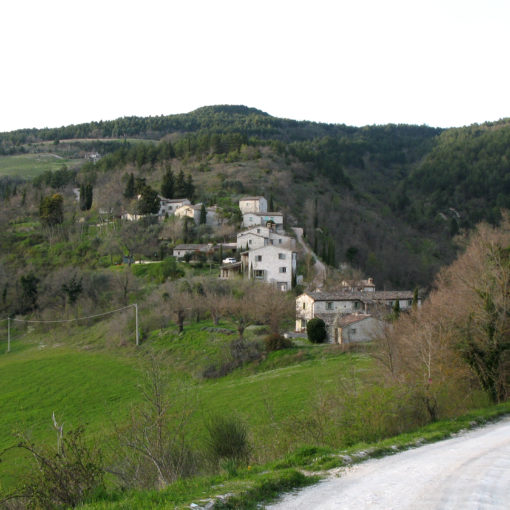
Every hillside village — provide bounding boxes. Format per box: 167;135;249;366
117;188;420;344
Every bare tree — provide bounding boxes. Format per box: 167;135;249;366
112;356;198;489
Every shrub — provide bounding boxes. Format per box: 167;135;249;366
307;318;327;343
205;415;251;470
264;333;293;352
0;425;104;508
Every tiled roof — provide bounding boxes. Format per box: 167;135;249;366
174;244;209;250
336;314;372;327
304;290;415;302
240;196;265;200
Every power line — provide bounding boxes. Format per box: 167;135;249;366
10;304;135;324
2;304;139;352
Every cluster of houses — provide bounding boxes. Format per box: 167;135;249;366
219;196;298;292
122;196;220;225
121;192;421;345
295;278;421;344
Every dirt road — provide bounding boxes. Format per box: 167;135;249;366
267;417;510;509
292;227;326;288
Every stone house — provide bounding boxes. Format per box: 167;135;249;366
239;196;267;214
236;226;295;251
174;204;219;225
295;289;420;341
158;198;191;217
333;314;384;344
173;243;214;259
242;211;284;232
241;245;297;291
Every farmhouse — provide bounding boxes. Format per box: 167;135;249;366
239;196;267;214
158;198;191;217
173;244;214;259
295;288;420;341
241;245;297;291
242;211;284;232
236;226;295;251
332;314;384;344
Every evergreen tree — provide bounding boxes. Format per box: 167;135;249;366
85;184;93;210
269;193;275;211
199;203;207;224
137;186;160;215
392;300;401;320
175;170;186;197
184;174;195;200
124;173;135;199
161;165;175;199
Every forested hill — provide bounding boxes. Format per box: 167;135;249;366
0;104;441;147
2;105;510;287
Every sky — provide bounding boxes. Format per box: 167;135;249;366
1;0;509;132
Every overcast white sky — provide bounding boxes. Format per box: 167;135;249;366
1;0;509;132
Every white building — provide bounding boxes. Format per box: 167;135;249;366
236;226;295;251
239;196;267;214
242;211;284;232
174;203;219;225
159;198;191;217
241;245;297;291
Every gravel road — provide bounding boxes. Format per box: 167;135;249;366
267;417;510;509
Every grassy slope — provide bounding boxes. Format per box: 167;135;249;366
0;318;365;491
0;153;82;178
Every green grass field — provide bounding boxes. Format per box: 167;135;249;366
0;318;362;490
0;316;508;509
0;153;82;178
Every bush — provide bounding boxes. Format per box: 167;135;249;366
264;333;293;352
0;425;104;508
205;415;251;470
306;318;327;343
202;338;264;379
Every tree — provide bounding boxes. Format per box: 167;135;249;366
124;173;135;199
0;420;104;508
19;272;39;314
40;193;64;226
175;170;186;197
184;175;194;200
161;165;174;199
62;273;83;315
80;184;93;211
307;318;327;343
199;203;207;225
137;186;160;215
113;356;197;489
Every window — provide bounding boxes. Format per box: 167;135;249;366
270;239;274;245
256;228;260;233
408;300;412;306
278;253;286;260
326;302;333;310
256;255;262;262
302;302;306;310
350;328;357;335
254;270;264;279
354;301;360;309
249;239;252;244
278;239;282;244
279;267;286;273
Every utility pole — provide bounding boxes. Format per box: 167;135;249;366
134;304;139;346
7;317;10;353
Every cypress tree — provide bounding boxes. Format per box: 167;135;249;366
124;173;135;199
199;203;207;224
161;165;175;199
